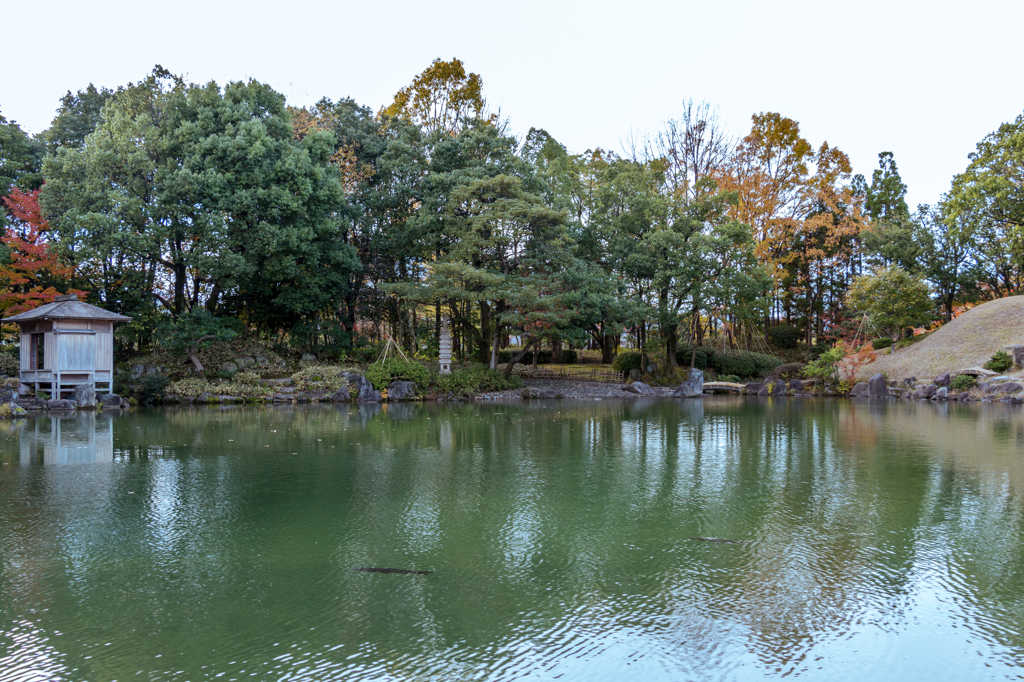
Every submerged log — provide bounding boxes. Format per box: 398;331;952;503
689;537;750;545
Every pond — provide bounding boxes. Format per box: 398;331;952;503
1;398;1023;681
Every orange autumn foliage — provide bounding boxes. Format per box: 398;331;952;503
0;187;84;317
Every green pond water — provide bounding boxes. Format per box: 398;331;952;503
1;398;1024;681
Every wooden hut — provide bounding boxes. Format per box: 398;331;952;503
1;294;130;396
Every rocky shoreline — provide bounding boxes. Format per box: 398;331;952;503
5;366;1023;417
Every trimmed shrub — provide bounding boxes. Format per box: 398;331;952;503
950;374;977;391
767;324;802;350
436;366;522;396
719;374;741;383
984;350;1013;373
496;349;577;365
134;374;170;405
871;338;894;350
612;351;643;376
708;349;782;378
0;345;19;376
364;358;431;390
674;346;709;369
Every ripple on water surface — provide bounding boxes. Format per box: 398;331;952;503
1;399;1024;680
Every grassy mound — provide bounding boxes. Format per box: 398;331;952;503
855;296;1024;381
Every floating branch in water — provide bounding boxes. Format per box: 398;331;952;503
354;567;432;575
689;537;750;545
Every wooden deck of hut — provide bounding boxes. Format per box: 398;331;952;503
1;294;131;398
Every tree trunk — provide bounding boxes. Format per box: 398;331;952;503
173;261;187;314
600;320;615;364
479;301;491;364
503;339;538;379
551;337;564;364
666;323;678;371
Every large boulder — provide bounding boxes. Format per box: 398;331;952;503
300;353;318;366
348;374;381;403
130;364;145;379
624;381;658;396
789;378;804;391
0;384;17;405
386;381;417;400
101;393;126;409
73;384;97;409
912;384;937;399
934;386;949;400
868;373;888;398
46;399;76;411
934;373;951;387
628;368;643;382
220;361;238;375
849;382;869;397
745;382;762;394
996;382;1022;395
672;369;704;398
234;356;256;370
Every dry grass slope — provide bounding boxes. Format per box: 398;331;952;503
855;296;1024;381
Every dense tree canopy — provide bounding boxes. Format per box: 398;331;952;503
2;59;1022;366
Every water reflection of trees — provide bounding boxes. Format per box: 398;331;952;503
0;399;1022;677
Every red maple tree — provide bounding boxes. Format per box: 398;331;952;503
0;187;85;317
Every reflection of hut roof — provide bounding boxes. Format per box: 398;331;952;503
1;294;131;323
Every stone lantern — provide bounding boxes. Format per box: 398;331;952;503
439;318;452;375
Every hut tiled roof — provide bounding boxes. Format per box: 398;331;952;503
1;295;131;323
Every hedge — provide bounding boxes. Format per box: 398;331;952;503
496;349;577;365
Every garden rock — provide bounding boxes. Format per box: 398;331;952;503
745;382;762;394
850;382;869;397
220;361;238;375
386;381;417;400
255;353;270;366
628;369;643;382
790;379;804;391
131;364;145;379
934;387;949;400
0;386;17;405
46;399;76;411
902;377;916;388
912;385;937;399
348;374;381;403
73;384;97;409
868;373;888;398
624;381;658;396
934;373;951;386
672;369;703;398
101;393;125;408
234;357;255;370
300;353;318;365
997;382;1022;395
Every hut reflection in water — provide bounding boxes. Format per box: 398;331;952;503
18;413;114;465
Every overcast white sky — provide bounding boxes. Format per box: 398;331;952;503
3;0;1021;208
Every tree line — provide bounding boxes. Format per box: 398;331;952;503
1;59;1022;371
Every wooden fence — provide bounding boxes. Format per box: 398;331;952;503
513;366;625;384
